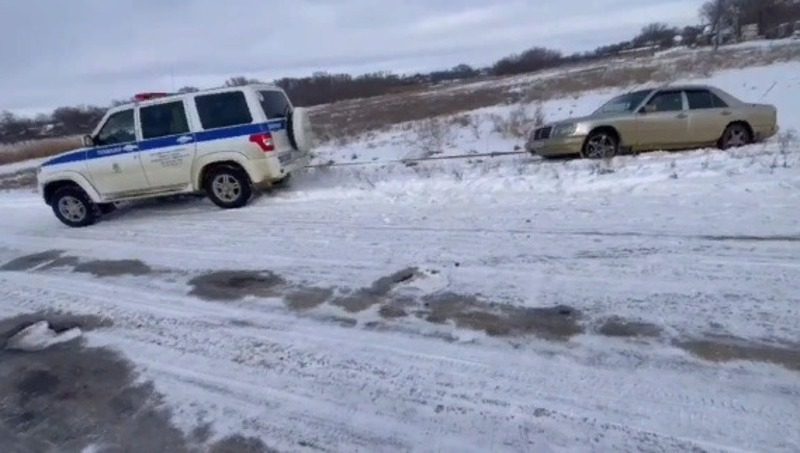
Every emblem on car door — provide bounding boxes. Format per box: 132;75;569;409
112;163;122;173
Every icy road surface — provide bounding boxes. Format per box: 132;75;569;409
1;148;799;452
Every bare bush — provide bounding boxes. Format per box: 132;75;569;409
414;118;455;158
0;136;82;166
778;129;798;168
489;103;544;139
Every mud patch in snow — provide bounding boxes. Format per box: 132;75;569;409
0;312;274;452
331;267;420;313
677;335;800;372
284;287;334;311
0;250;64;271
188;270;286;301
597;317;663;338
73;259;153;277
420;292;583;340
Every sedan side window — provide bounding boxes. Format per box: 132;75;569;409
644;91;684;113
686;90;729;110
95;109;135;146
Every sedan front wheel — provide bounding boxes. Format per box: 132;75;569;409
582;131;619;159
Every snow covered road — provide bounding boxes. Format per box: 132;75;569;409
1;148;799;451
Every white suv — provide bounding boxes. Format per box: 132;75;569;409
38;84;313;227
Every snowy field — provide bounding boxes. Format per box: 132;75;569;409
313;61;800;165
1;42;799;451
1;140;799;451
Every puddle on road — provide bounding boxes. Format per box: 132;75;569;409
0;311;273;453
331;267;419;313
188;271;286;301
677;335;800;372
73;259;153;278
419;292;583;341
285;287;334;311
0;250;65;271
0;251;153;278
597;317;663;338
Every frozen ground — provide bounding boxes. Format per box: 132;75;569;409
0;142;798;451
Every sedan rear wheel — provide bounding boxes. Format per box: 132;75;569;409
720;124;752;149
582;131;619;159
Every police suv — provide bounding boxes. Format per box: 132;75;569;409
37;85;313;227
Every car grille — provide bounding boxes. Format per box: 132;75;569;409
534;126;552;141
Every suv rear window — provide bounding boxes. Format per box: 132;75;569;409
686;90;729;109
259;90;291;119
195;91;252;130
141;101;190;139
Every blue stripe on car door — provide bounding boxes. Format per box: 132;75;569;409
41;119;287;167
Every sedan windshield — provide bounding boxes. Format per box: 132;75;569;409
595;90;652;114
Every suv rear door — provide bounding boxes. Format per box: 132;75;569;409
257;89;294;159
138;98;196;190
86;108;150;198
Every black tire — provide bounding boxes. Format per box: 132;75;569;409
582;130;619;159
51;186;97;228
204;166;252;209
285;108;298;150
719;123;752;150
97;203;117;215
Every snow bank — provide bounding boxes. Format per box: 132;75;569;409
5;320;82;351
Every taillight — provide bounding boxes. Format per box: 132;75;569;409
249;133;275;152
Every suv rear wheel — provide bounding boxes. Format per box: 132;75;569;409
52;186;97;228
204;166;252;209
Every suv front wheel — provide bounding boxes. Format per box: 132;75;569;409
204;166;252;209
52;186;97;228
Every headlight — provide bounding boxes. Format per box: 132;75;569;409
552;123;577;138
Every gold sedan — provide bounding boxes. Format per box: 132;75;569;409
526;85;779;158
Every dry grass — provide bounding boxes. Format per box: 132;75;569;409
0;136;82;166
310;42;800;143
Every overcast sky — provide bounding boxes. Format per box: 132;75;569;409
0;0;704;115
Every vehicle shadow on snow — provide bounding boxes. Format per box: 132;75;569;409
0;311;276;453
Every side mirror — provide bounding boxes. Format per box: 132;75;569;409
82;135;95;147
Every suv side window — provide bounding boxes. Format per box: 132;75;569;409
95;109;135;146
686;90;728;109
259;90;291;119
195;91;253;130
141;101;190;139
645;91;684;113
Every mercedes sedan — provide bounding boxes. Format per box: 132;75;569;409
526;85;778;159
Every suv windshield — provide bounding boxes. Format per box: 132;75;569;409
595;90;652;114
259;90;292;119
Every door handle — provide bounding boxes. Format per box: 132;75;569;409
176;135;193;144
721;111;732;116
122;144;138;152
676;113;688;119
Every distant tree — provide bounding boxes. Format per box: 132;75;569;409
681;25;705;47
633;23;680;48
701;0;739;49
51;105;105;135
225;76;261;87
491;47;563;76
177;86;199;93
